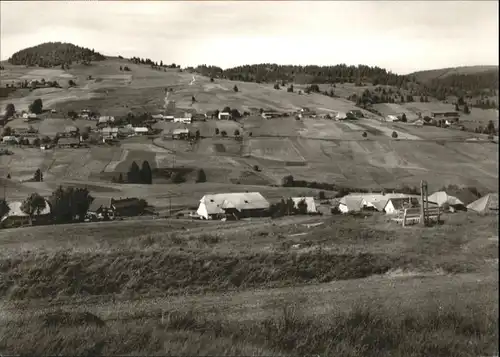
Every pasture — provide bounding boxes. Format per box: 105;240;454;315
0;212;497;355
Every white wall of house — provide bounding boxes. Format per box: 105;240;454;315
338;203;349;214
384;201;398;215
196;203;209;219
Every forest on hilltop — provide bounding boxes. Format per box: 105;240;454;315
7;42;105;68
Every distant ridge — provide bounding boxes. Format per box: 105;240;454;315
410;66;499;82
7;42;106;68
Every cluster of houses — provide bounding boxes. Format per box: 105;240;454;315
384;110;461;126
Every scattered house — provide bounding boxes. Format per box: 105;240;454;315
22;113;38;120
467;193;498;214
431;111;460;124
191;113;207;122
427;191;466;211
291;197;318;213
338;196;364;213
2;136;19;144
206;110;217;119
335;111;348;120
101;127;119;139
110;197;146;217
65;126;79;136
57;137;80;148
173;117;191;124
118;126;135;138
133;127;149;135
163;115;174;122
98;116;115;125
1;199;51;228
262;110;281;119
340;193;419;213
218;112;232;120
12;126;31;136
152;114;165;120
87;197;113;219
348;109;364;118
172;128;191;140
196;192;270;220
386;114;400;122
383;197;420;215
299;107;311;113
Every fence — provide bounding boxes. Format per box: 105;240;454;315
392;207;441;226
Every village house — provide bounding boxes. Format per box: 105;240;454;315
151;114;165;121
335;111;348;120
218;112;232;120
427;191;466;211
2;136;19;144
383;197;420;215
22;113;38;121
291;197;318;214
191;113;207;122
133;127;149;135
98;116;115;125
338;196;364;213
431;111;460;125
348;109;364;118
101;127;119;139
110;197;146;217
261;110;282;119
57;137;80;148
206;110;218;119
196;192;270;220
173;117;191;124
386;114;400;122
87;197;114;220
467;193;498;214
172;128;191;140
1;199;51;228
65;126;79;137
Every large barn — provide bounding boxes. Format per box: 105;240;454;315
196;192;270;220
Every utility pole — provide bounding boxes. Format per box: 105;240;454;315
420;180;428;226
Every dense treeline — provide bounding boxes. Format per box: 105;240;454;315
194;63;410;86
8;42;105;68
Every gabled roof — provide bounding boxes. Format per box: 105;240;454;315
428;191;465;207
291;197;317;213
467;193;499;213
385;197;420;210
89;197;110;212
1;200;51;221
65;126;78;132
200;192;270;215
101;127;118;133
111;198;143;209
173;128;190;135
339;196;363;211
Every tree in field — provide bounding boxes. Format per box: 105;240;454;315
401;113;407;122
319;191;326;200
230;109;241;119
233;85;239;92
33;168;43;182
286;198;295;215
391;131;398;139
455;103;460;111
297;198;308;215
221;130;227;137
234;129;240;137
2;127;12;137
67;110;78;119
33;138;41;147
362;131;368;138
487;120;496;134
29;99;43;114
49;186;94;223
127;161;141;183
21;193;46;225
215;128;220;135
463;103;470;114
210;77;214;82
282;175;294;187
253;165;260;172
195;129;201;140
0;199;9;221
68;79;76;87
274;83;280;90
196;169;207;183
5;103;15;118
140;160;153;184
287;85;294;93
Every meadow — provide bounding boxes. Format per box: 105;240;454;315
0;212;497;355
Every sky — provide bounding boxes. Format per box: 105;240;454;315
0;1;498;74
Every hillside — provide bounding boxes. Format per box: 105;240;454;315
7;42;106;68
411;66;499;83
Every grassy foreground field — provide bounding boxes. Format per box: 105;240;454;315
0;212;498;355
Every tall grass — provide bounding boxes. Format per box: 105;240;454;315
2;299;497;356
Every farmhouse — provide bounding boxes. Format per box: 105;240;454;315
173;117;191;124
191;113;207;122
335;111;348;120
338;196;364;213
431;111;460;124
428;191;466;211
1;199;51;228
152;114;164;120
57;137;80;148
65;126;79;136
110;197;146;217
196;192;270;220
22;113;37;120
467;193;498;214
172;128;191;140
118;126;135;137
386;115;400;122
98;116;115;125
383;197;420;215
87;197;114;219
12;126;31;136
291;197;318;213
218;112;232;120
262;110;281;119
2;136;19;144
133;127;149;135
348;109;364;118
206;110;218;119
101;127;119;139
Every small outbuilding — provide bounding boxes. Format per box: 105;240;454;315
291;197;318;214
466;193;498;214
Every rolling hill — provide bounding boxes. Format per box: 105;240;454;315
0;42;498;199
411;65;499;83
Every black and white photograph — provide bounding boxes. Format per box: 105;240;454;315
0;1;498;355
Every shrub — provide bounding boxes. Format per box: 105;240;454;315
391;131;398;139
362;131;368;138
196;169;207;183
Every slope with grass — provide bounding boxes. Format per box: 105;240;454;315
0;212;497;355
